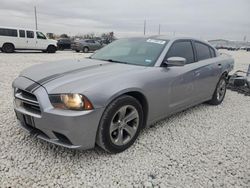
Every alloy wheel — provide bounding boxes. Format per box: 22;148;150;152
109;105;139;146
216;79;226;101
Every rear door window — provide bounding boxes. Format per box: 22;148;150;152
0;28;18;37
195;42;211;61
166;41;194;64
19;30;25;38
26;31;34;38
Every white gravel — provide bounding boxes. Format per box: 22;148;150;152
0;50;250;187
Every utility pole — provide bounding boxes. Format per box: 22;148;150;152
143;20;146;35
158;24;161;35
34;6;38;30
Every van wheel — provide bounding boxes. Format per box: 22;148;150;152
96;95;143;153
83;47;89;53
47;45;57;53
2;43;15;53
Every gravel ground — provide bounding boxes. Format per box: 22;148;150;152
0;50;249;187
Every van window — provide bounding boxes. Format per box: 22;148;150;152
19;30;25;38
36;32;46;40
0;28;18;37
195;42;211;61
26;31;34;38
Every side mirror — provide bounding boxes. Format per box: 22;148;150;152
164;57;186;66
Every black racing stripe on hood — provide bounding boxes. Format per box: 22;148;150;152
25;62;112;92
25;82;41;92
25;74;60;92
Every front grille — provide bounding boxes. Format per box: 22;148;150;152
15;88;41;115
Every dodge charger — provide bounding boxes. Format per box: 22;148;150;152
12;36;234;153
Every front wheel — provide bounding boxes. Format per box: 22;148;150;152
47;45;57;53
2;43;15;53
83;47;89;53
207;75;227;105
96;95;143;153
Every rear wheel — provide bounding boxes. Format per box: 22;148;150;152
97;95;143;153
207;75;227;105
75;50;80;53
83;46;89;53
47;45;57;53
2;43;15;53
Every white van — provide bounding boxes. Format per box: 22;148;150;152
0;27;57;53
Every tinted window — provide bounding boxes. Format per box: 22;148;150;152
36;31;46;39
0;28;18;37
195;42;211;61
209;47;216;57
166;41;194;64
86;40;95;43
19;30;25;38
26;31;34;38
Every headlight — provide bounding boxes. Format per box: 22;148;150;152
49;94;93;110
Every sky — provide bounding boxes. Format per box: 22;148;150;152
0;0;249;40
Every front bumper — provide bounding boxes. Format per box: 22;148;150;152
13;76;104;150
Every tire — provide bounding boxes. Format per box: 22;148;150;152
96;95;143;153
2;43;15;53
75;50;80;53
83;46;89;53
207;75;227;105
47;45;57;53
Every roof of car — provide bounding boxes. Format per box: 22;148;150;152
122;35;208;44
0;26;40;32
150;35;208;42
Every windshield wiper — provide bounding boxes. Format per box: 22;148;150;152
105;59;128;64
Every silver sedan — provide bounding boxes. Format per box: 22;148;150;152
12;36;234;153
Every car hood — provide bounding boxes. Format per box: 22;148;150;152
20;58;147;93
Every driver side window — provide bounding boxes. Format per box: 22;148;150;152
165;41;194;64
36;32;46;40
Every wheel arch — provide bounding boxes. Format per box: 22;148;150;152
83;46;89;50
47;44;57;49
104;89;149;128
2;42;15;49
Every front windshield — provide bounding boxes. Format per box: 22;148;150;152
91;38;168;66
